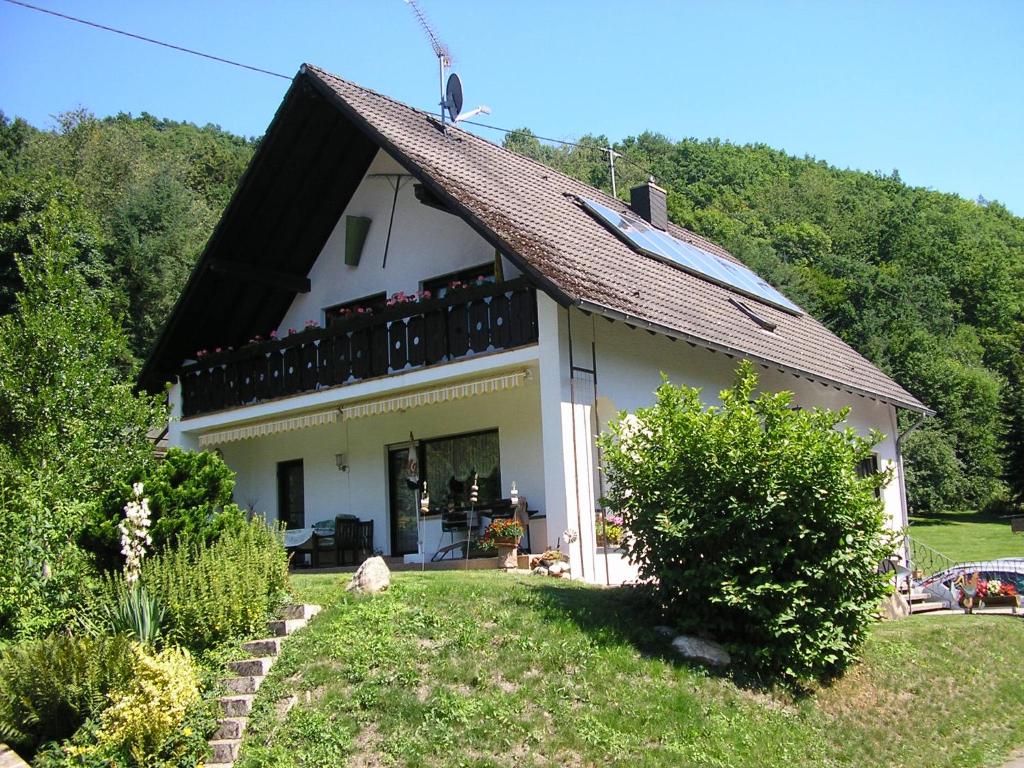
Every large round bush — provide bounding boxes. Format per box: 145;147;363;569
598;362;895;681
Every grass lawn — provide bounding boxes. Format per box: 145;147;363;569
909;509;1024;562
234;572;1024;768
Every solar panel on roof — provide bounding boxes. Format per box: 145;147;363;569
579;197;802;316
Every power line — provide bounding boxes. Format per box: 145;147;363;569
4;0;656;179
2;0;291;80
455;117;658;182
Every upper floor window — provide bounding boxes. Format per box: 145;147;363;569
324;292;386;326
422;263;496;300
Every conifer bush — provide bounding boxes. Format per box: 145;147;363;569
598;362;895;681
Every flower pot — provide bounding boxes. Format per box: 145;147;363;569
496;540;518;570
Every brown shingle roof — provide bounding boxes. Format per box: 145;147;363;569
303;65;928;414
311;67;933;410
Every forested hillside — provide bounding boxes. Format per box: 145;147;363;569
0;110;255;355
1;110;1020;515
504;129;1024;516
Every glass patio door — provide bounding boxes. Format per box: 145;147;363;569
388;447;420;555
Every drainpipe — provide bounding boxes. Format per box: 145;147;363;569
895;412;927;578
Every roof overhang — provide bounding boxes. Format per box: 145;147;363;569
574;299;935;415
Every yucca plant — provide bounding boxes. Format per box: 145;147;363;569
92;578;165;647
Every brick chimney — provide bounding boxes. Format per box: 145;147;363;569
630;181;668;230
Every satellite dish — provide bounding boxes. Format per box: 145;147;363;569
445;72;463;123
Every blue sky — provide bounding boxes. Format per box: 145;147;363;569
1;1;1021;213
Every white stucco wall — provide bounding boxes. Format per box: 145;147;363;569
277;149;520;334
563;308;906;532
216;369;544;557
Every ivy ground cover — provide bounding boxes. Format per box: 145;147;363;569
235;572;1024;768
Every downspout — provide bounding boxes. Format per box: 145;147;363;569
895;411;927;573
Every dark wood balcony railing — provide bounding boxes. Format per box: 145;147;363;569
180;279;538;417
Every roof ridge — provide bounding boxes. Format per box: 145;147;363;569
302;64;734;262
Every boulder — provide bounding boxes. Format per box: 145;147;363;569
548;562;566;576
670;635;731;667
532;566;549;576
346;556;391;594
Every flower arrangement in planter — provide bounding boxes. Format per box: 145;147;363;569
479;519;524;570
595;511;625;547
957;578;1019;609
479;518;525;548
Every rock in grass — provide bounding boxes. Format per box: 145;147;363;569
346;556;391;594
671;635;731;667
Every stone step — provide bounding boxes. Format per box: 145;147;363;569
911;601;949;614
213;717;248;740
0;743;31;768
241;637;283;657
227;656;275;677
209;739;240;764
219;694;256;717
908;591;932;603
282;603;322;621
222;675;263;694
266;618;306;637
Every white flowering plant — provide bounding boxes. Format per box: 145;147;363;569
119;483;152;582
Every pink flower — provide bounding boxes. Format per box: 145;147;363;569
304;319;317;329
288;328;297;336
269;330;278;340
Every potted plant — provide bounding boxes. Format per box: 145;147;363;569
480;518;524;570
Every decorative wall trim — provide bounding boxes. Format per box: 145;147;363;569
198;410;338;448
340;370;529;420
196;370;530;446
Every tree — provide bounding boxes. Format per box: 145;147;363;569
598;362;894;681
0;194;164;638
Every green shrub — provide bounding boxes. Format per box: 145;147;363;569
90;449;246;561
598;362;895;682
141;517;289;652
95;645;200;763
0;633;136;754
33;648;214;768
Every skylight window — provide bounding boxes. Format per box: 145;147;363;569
578;196;802;316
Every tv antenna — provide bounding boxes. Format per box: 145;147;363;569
404;0;490;128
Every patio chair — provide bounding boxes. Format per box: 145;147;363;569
432;508;480;561
312;514;360;567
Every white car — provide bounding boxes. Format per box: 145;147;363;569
919;558;1024;610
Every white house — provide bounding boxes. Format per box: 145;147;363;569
141;64;931;583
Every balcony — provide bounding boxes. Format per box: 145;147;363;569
180;279;538;417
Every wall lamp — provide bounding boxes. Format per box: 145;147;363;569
335;453;348;472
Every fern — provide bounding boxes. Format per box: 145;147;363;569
0;634;135;754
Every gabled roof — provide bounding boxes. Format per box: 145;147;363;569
141;64;929;414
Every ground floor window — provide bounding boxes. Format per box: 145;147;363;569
277;459;305;529
423;429;501;509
